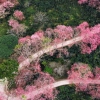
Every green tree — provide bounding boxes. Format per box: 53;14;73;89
0;59;18;79
56;85;92;100
0;35;18;59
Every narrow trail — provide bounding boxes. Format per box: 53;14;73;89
4;79;100;100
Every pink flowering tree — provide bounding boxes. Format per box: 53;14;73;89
87;67;100;99
13;10;25;21
0;1;14;18
68;63;100;99
76;22;100;54
8;18;28;37
67;63;94;92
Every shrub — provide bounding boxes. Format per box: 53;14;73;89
0;34;18;58
0;22;8;36
56;85;92;100
42;61;53;75
0;59;18;79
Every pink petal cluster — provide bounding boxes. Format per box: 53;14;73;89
76;21;89;33
8;18;19;27
13;10;25;21
18;36;31;44
54;25;73;40
31;30;44;40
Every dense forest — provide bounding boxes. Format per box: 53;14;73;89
0;0;100;100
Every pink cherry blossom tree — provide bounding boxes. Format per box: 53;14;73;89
0;1;14;18
87;67;100;99
8;18;28;37
13;10;25;21
68;63;100;99
67;63;94;91
77;23;100;54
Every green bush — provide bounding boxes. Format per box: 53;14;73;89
0;59;18;79
44;66;53;75
56;85;92;100
68;45;100;68
0;22;8;36
0;35;18;59
42;61;53;75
